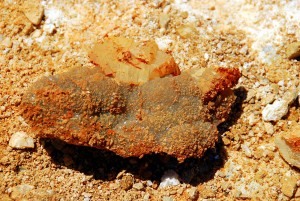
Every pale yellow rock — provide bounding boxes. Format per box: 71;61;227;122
1;37;12;48
21;0;44;25
89;37;180;85
275;124;300;168
286;42;300;60
281;175;297;198
159;13;170;29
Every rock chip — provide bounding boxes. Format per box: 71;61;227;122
9;131;34;149
20;37;240;162
286;42;300;60
21;0;44;25
275;124;300;168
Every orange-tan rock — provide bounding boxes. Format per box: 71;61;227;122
275;124;300;168
89;37;180;85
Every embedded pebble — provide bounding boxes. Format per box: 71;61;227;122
9;131;34;149
132;182;144;190
120;175;134;191
264;122;274;135
1;37;12;48
162;196;174;201
262;100;289;121
286;42;300;60
21;0;44;25
186;187;198;200
281;175;297;198
159;170;180;188
159;13;170;29
10;184;34;199
176;24;197;38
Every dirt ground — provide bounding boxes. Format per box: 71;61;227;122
1;0;300;200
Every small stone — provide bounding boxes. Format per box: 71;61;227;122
1;37;13;48
159;13;170;29
159;170;180;188
9;131;34;149
143;192;150;200
262;100;289;121
176;24;197;39
120;174;134;191
162;196;174;201
286;42;300;60
222;136;231;146
241;144;252;157
132;182;144;190
264;122;274;135
10;184;34;199
186;187;198;200
21;0;44;25
180;11;189;19
281;175;297;198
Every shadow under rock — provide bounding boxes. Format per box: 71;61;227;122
41;87;246;186
42;138;227;186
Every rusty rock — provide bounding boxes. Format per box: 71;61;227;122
20;65;239;162
20;37;240;162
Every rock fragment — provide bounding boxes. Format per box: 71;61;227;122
120;175;134;191
89;37;180;85
286;42;300;60
275;124;300;168
20;38;240;162
262;100;289;122
9;131;34;149
159;170;180;188
21;0;44;26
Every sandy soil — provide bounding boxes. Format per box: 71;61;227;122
1;0;300;200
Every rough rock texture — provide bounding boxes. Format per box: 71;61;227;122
20;65;239;162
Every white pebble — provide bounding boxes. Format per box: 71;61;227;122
262;100;288;121
9;131;34;149
159;170;180;188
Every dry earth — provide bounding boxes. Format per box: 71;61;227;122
1;0;300;200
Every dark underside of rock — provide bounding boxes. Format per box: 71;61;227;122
20;66;239;162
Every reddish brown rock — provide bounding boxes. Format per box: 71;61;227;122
20;65;240;162
20;37;240;162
